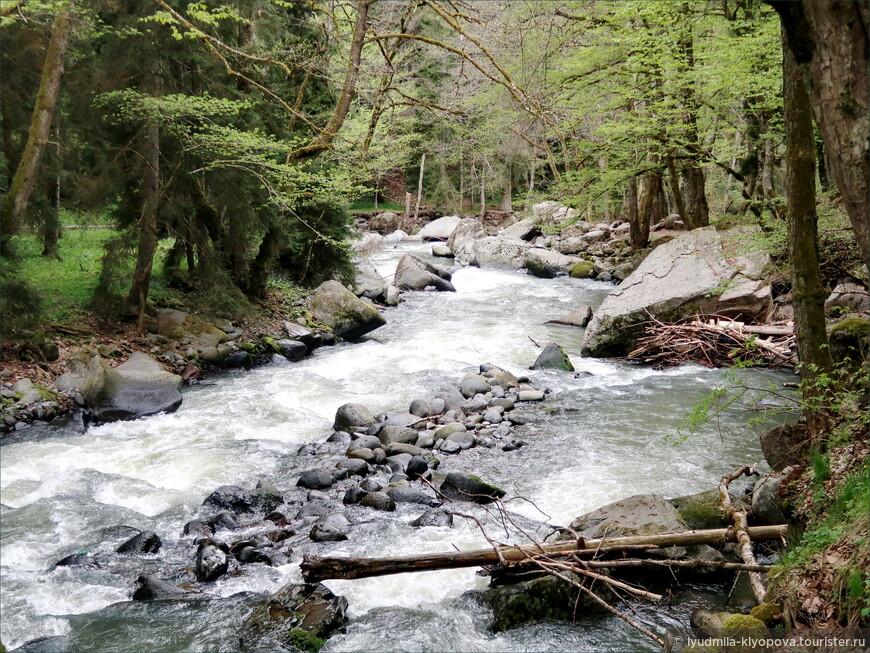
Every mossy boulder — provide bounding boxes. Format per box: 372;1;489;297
309;280;386;340
691;609;766;639
759;423;810;471
670;489;731;530
156;309;227;347
439;473;505;504
749;602;782;624
239;582;348;652
569;260;595;279
472;573;611;633
531;342;574;372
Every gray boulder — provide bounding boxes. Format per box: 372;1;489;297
439;473;506;504
81;353;183;422
239;582;348;652
531;342;575;371
387;486;440;507
333;403;375;431
524;248;579;279
369;211;399;234
581;227;773;357
310;513;352;542
751;470;791;526
418;215;461;241
431;244;453;257
459;374;490;398
309;280;386;340
824;281;869;315
500;217;541;241
394;254;456;292
410;508;453;528
353;259;390;303
378;426;419;446
195;539;230;582
760;423;810;471
546;306;593;328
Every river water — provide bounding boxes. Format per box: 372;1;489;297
0;241;792;652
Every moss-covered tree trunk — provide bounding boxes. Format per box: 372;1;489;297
0;0;75;257
782;27;833;438
127;66;161;330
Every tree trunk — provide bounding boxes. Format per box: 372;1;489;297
633;168;661;250
288;0;374;161
41;127;61;258
626;174;639;243
479;155;486;222
403;192;412;232
247;225;282;299
0;0;75;256
413;153;425;222
300;525;788;583
666;156;689;226
676;11;709;229
782;27;834;437
499;162;512;213
599;157;610;222
127;67;161;329
773;1;870;262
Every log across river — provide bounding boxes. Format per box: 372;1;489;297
0;241;796;652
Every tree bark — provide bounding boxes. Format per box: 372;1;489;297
666;156;688;225
782;27;834;436
1;0;76;256
247;225;282;299
300;525;788;583
499;162;512;213
633;168;660;250
413;153;425;222
773;1;870;263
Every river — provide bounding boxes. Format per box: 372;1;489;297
0;241;792;652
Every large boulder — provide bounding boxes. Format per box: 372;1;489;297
309;280;386;340
369;211;399;234
239;582;348;652
500;218;541;241
333;403;375;431
524;248;579;278
471;236;532;269
545;306;593;328
394;254;456;292
824;281;869;315
418;215;461;241
563;494;691;558
353;259;389;302
473;573;609;633
447;218;487;265
760;423;811;471
156;309;227;347
81;353;183;422
581;227;773;357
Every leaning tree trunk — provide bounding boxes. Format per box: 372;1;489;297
41;126;61;257
774;1;870;263
0;0;75;256
782;26;833;438
127;66;161;330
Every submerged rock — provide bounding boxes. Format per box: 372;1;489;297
439;473;505;504
116;530;162;554
239;582;348;652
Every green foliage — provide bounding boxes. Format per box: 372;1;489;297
811;450;832;485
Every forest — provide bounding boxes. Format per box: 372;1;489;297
0;1;867;652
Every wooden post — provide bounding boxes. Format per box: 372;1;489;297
403;192;412;232
413;153;425;223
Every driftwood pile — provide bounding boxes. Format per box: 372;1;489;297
626;314;797;368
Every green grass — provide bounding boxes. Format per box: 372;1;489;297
16;226;117;322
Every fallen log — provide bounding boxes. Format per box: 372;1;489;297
300;524;787;582
720;465;767;604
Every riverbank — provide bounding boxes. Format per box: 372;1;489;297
2;209;867;649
